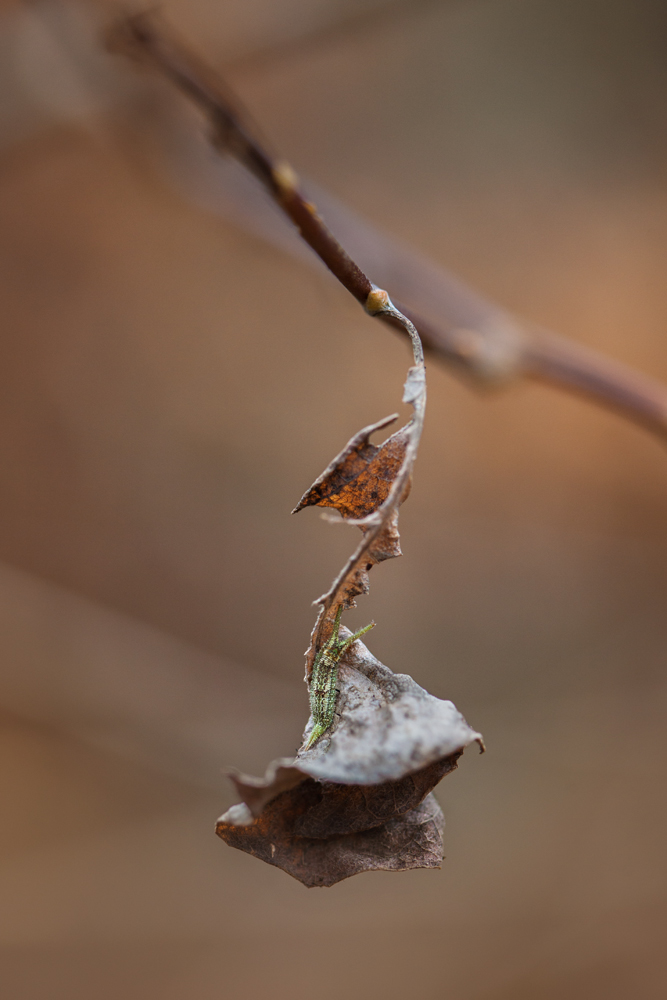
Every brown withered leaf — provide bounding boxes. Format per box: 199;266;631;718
292;413;409;519
216;637;482;885
293;753;460;838
294;414;413;621
223;751;461;837
217;788;444;888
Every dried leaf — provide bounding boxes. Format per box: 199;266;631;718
293;754;460;839
293;413;408;520
294;415;413;609
217;788;445;888
214;314;470;887
216;639;482;885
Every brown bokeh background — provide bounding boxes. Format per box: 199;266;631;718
1;0;667;997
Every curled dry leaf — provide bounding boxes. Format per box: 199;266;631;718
297;636;483;779
292;413;410;522
216;637;483;886
293;414;411;612
214;297;483;885
218;789;445;888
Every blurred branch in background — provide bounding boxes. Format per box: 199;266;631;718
0;561;304;789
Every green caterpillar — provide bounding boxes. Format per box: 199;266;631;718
303;604;375;751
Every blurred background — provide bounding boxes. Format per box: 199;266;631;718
0;0;667;997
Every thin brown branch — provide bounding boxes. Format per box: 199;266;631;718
107;12;374;307
107;11;667;443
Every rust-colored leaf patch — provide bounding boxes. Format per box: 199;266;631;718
293;413;409;520
294;415;413;610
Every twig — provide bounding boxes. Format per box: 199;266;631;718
107;12;374;306
107;11;667;442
